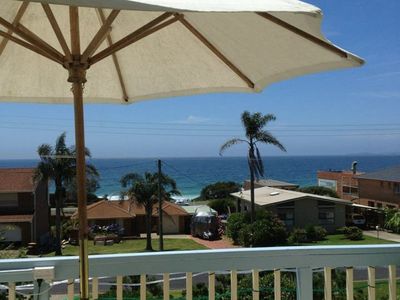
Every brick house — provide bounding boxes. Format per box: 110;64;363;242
0;168;50;245
355;166;400;209
317;170;362;201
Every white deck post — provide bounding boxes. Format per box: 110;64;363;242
140;274;146;300
388;265;396;300
231;270;238;300
67;278;74;300
252;269;260;300
296;267;313;300
274;269;281;300
116;275;123;300
208;272;215;300
8;282;16;300
346;267;354;300
186;272;193;300
324;267;332;300
368;266;375;300
163;273;170;300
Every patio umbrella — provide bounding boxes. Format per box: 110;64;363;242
0;0;363;298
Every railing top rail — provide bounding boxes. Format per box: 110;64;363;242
1;244;400;282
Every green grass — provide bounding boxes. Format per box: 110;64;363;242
53;238;207;256
298;234;397;246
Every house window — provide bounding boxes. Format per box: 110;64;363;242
342;186;359;196
318;208;335;225
377;203;383;208
368;201;375;207
0;193;18;207
394;183;400;194
277;209;294;226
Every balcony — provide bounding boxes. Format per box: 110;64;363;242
1;244;400;299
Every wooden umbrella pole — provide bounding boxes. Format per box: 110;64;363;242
69;6;89;300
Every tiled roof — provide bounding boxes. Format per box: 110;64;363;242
0;168;37;192
71;199;188;220
0;214;33;223
357;166;400;182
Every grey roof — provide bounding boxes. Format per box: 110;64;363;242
246;179;299;187
231;186;352;207
357;166;400;182
181;205;217;215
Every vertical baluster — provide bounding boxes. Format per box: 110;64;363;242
368;267;375;300
324;267;332;300
92;277;99;300
231;270;237;300
186;272;193;300
252;269;259;300
163;273;170;300
116;275;123;300
274;269;281;300
67;278;74;300
388;265;396;300
8;282;16;300
208;272;215;300
296;267;313;300
140;274;146;300
346;267;354;300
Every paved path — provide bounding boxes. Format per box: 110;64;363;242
363;230;400;242
190;236;238;249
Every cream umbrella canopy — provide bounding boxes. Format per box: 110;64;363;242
0;0;363;298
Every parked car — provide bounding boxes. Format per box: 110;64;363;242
351;214;366;227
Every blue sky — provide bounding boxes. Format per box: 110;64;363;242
1;0;400;159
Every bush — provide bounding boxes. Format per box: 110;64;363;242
227;211;287;247
313;226;328;241
297;186;339;198
385;211;400;233
227;213;246;244
237;211;287;247
339;226;363;241
288;228;308;244
200;181;241;200
209;198;236;214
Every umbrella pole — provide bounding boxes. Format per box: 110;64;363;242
72;79;89;300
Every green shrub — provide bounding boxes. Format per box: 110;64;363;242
288;228;308;244
228;211;287;247
297;186;339;198
227;213;246;244
209;198;236;214
238;212;287;247
200;181;241;200
385;211;400;233
339;226;363;240
313;226;328;241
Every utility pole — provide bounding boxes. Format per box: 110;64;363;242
158;159;164;251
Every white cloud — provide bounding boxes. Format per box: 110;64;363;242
177;115;210;124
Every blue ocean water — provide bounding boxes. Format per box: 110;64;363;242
1;156;400;198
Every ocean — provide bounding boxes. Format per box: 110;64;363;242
1;156;399;199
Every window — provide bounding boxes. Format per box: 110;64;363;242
394;183;400;194
377;203;383;208
0;193;18;207
277;208;294;226
342;186;358;196
319;207;335;225
368;201;375;207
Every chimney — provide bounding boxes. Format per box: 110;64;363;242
351;161;358;175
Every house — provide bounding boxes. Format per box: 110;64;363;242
243;179;299;191
71;199;189;236
355;166;400;209
317;169;362;201
231;186;351;232
0;168;49;245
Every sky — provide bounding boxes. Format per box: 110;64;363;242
1;0;400;159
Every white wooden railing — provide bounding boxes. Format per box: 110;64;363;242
1;244;400;299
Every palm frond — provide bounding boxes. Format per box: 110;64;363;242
120;173;143;188
255;146;265;177
37;144;53;158
255;131;286;152
219;138;247;155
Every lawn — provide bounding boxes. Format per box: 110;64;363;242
56;238;208;256
298;234;397;246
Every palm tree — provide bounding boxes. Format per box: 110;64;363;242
120;172;180;251
34;132;98;255
220;111;286;223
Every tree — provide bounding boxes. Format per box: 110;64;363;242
220;111;286;222
34;132;98;255
200;181;241;200
120;172;180;251
297;186;338;198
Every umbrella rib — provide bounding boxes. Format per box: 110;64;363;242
42;3;72;62
90;12;176;65
96;9;129;102
179;17;255;89
0;15;64;63
81;9;120;63
0;29;62;64
0;1;29;56
256;12;349;59
70;6;81;55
